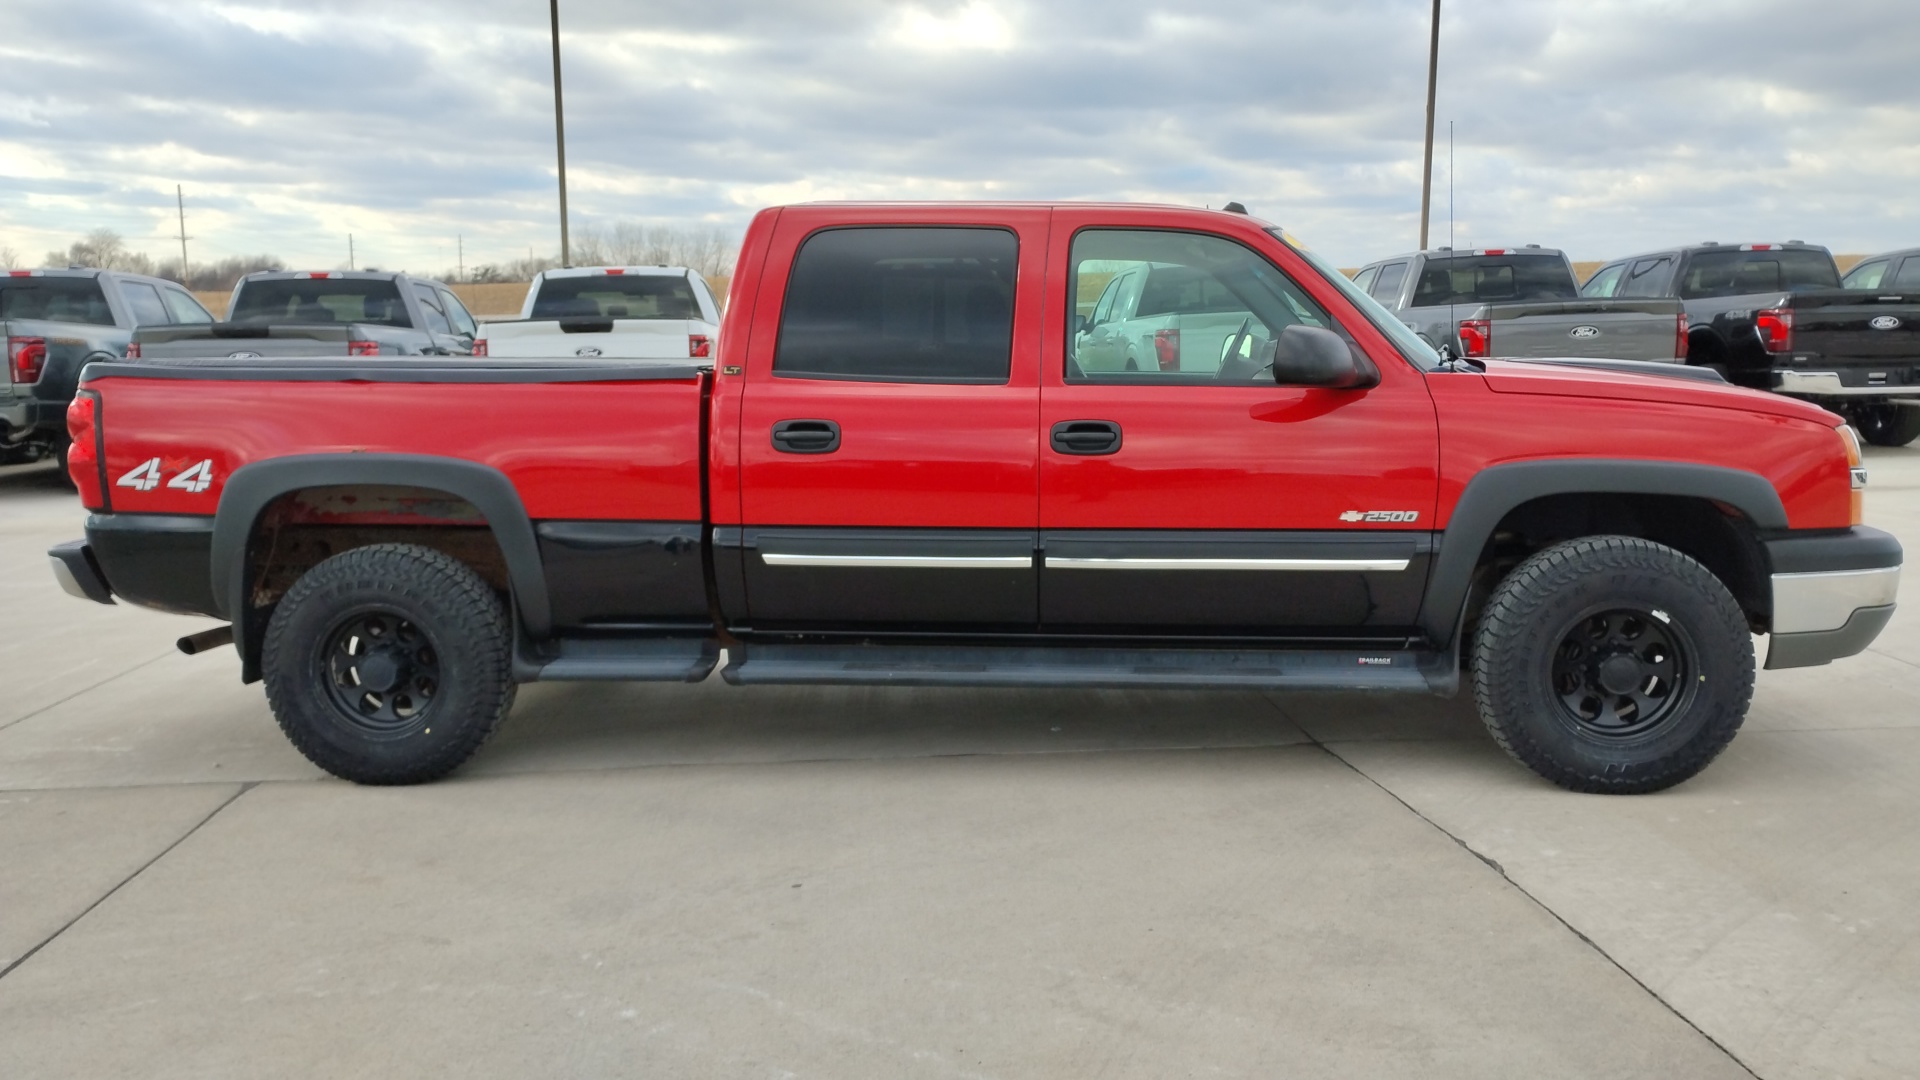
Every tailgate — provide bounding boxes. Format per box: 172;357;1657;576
134;324;361;360
1789;292;1920;364
1484;300;1684;361
482;318;702;360
79;359;709;522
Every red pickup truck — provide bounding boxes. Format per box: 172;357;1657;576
48;202;1901;793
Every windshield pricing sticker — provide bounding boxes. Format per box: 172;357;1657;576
117;457;215;494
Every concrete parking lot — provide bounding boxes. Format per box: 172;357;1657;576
1;446;1915;1079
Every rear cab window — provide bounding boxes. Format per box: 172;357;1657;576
532;274;703;319
1678;249;1840;298
774;227;1017;383
231;278;412;327
0;277;115;326
1411;254;1578;306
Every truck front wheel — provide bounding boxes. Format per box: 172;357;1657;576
262;543;514;784
1471;536;1753;794
1851;402;1920;447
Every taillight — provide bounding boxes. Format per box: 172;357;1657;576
8;336;47;383
1840;423;1864;526
1675;313;1690;361
1456;319;1492;358
1153;329;1181;371
1756;308;1792;353
347;340;380;357
471;338;489;357
125;341;141;359
688;334;711;359
66;392;105;509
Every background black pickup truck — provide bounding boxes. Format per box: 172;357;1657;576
1581;242;1920;445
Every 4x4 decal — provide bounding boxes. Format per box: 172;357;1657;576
117;457;215;494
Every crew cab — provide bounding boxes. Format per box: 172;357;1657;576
1355;247;1686;362
131;271;481;360
475;266;722;361
1582;242;1920;445
3;268;213;469
48;203;1900;795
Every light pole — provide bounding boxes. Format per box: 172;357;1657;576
1417;0;1441;251
550;0;571;267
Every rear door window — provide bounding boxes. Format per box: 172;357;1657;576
1890;258;1920;291
412;284;454;335
1582;263;1626;297
1619;256;1675;298
438;289;477;336
0;277;115;326
774;226;1017;383
1369;261;1408;304
121;281;171;325
161;287;214;324
1350;266;1379;294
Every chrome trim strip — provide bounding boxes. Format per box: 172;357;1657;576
1047;557;1411;572
760;553;1033;569
1771;566;1902;634
1774;371;1920;398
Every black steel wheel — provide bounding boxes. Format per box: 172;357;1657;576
1473;536;1753;794
263;543;513;784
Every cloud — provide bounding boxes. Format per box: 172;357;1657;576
1;0;1917;273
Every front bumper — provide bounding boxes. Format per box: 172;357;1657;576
1765;526;1902;669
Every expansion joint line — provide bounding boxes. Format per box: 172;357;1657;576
0;782;255;983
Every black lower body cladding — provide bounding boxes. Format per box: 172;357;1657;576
84;513;219;616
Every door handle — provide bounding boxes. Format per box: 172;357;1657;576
771;419;841;454
1050;420;1122;455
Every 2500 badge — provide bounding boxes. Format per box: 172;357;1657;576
1339;509;1420;523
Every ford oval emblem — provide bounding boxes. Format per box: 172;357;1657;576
226;350;261;358
575;346;604;358
1568;325;1601;339
1870;315;1902;330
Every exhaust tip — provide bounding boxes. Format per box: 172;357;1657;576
177;625;235;656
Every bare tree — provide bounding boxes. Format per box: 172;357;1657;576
564;223;737;277
43;229;157;274
0;245;20;270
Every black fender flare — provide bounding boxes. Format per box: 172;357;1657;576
210;453;553;643
1416;459;1787;645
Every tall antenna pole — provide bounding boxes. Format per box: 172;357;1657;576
458;234;464;282
349;233;355;272
549;0;571;267
1417;0;1442;250
174;185;191;280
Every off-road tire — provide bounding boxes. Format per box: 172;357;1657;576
263;543;513;785
1471;536;1753;794
1853;403;1920;447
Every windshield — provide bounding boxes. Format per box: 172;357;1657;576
1412;254;1577;306
1679;249;1840;299
532;274;701;319
230;278;412;327
0;277;115;326
1269;229;1443;371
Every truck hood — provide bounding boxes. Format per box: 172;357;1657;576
1477;358;1838;424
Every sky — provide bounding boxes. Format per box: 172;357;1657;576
3;0;1918;274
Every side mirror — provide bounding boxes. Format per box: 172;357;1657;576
1271;325;1379;389
1072;313;1090;335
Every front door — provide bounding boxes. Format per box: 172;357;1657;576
735;211;1047;631
1039;216;1441;638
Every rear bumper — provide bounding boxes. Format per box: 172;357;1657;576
48;540;114;605
1765;526;1903;669
55;514;220;617
1774;370;1920;398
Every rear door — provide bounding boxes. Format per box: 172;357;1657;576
1038;215;1440;637
733;207;1046;631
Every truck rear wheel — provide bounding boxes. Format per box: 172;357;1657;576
1852;403;1920;447
1471;536;1753;794
262;543;513;785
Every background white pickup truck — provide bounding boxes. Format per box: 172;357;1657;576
475;266;721;361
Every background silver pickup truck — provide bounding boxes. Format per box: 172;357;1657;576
1354;247;1686;362
132;270;480;359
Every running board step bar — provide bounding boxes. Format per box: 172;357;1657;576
513;636;720;683
722;643;1457;695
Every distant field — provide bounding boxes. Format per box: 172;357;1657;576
191;276;733;320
